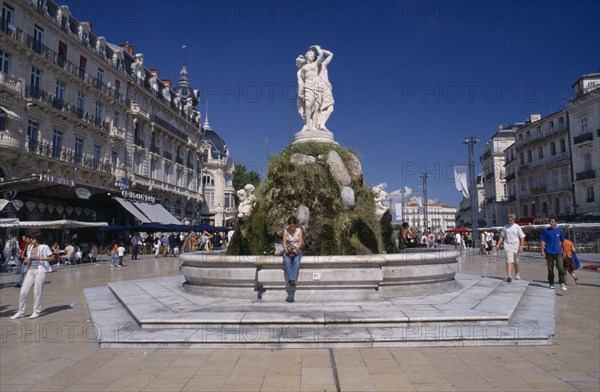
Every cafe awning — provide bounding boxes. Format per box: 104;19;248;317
0;106;20;120
113;197;180;225
0;219;108;228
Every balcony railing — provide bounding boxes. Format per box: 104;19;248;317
186;162;194;170
163;151;173;161
175;157;183;165
576;170;596;181
0;18;128;106
505;172;516;182
149;144;160;154
508;195;516;202
26;138;111;173
133;138;145;148
519;152;569;171
0;72;23;93
151;114;188;141
25;86;110;131
573;132;593;145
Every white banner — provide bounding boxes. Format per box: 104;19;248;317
454;165;470;198
394;202;403;221
415;195;423;212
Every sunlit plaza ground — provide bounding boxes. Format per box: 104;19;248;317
1;250;598;392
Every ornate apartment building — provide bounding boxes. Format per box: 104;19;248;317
508;74;599;222
0;0;235;226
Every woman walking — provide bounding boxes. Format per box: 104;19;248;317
10;233;55;319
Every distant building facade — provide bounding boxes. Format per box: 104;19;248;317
567;73;600;216
455;173;485;228
402;199;457;233
479;124;521;226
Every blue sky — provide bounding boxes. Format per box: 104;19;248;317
63;0;599;207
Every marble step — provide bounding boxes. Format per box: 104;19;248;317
84;274;554;348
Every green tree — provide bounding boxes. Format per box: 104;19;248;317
233;164;261;202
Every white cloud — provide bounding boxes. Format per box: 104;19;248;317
387;186;413;202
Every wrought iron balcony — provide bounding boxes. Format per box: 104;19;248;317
133;138;145;148
574;132;593;145
149;144;160;154
576;170;596;181
25;139;111;173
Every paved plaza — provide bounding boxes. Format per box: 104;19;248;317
1;251;598;391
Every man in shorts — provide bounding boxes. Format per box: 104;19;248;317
495;214;526;282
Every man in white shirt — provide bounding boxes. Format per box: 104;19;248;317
495;214;526;282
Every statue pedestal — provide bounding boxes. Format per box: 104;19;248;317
292;129;338;145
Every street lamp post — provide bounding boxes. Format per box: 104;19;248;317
420;172;429;232
464;135;480;249
400;188;406;223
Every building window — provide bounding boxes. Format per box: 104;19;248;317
586;187;595;203
202;173;215;187
30;67;42;93
93;144;101;162
150;158;157;179
527;150;532;163
531;203;536;217
537;146;543;159
539;172;546;187
0;49;9;73
27;120;38;152
76;91;84;116
0;114;4;131
552;169;558;185
52;129;63;158
96;68;103;88
518;134;523;141
558;117;564;125
550;142;556;156
549;121;554;131
560;139;566;153
554;198;560;215
74;137;83;159
33;25;43;53
526;130;530;138
111;151;117;167
584;153;592;171
95;101;103;121
519;153;524;165
522;205;528;217
536;127;542;138
542;202;548;215
55;80;65;101
580;117;588;133
562;167;569;183
2;4;14;29
112;111;119;128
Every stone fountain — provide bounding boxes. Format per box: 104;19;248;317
84;45;555;348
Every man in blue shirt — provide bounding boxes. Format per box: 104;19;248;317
541;217;566;291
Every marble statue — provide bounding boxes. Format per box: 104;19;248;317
372;185;389;219
297;45;334;132
150;73;159;95
173;94;182;112
237;184;256;221
131;54;145;82
184;99;194;120
162;85;171;102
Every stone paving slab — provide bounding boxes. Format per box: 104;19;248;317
84;272;554;347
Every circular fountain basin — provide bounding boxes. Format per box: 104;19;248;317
180;249;460;301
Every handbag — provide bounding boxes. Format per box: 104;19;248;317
572;252;581;269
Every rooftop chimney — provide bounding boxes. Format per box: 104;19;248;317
119;43;134;56
162;79;172;88
149;68;160;77
498;124;503;130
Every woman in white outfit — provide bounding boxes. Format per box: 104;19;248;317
10;233;54;319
